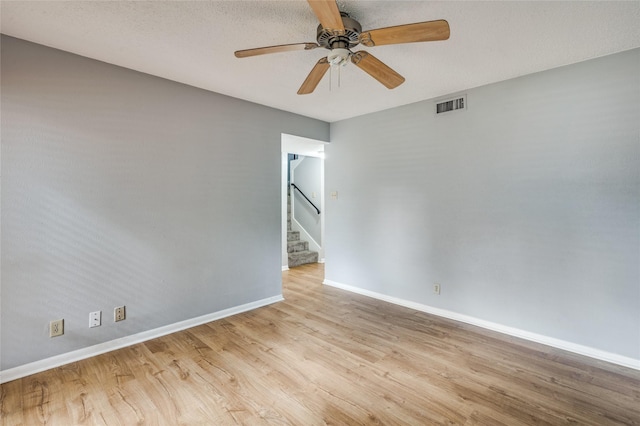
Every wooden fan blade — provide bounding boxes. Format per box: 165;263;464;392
351;51;405;89
298;57;330;95
359;20;450;47
307;0;344;33
235;43;320;58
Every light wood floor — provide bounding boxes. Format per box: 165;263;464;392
2;263;639;425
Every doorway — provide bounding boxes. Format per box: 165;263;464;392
281;134;326;270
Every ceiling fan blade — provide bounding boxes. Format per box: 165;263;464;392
298;57;330;95
351;51;405;89
235;43;320;58
307;0;344;33
359;20;450;47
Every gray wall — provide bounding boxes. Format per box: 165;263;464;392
325;48;640;360
0;36;329;370
292;156;322;244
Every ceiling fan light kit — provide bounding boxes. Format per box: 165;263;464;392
327;48;350;66
234;0;450;94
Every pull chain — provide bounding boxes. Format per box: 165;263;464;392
329;65;344;92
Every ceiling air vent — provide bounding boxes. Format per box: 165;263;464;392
436;95;466;115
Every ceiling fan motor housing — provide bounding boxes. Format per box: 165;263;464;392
316;12;362;50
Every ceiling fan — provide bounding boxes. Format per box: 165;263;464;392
234;0;450;95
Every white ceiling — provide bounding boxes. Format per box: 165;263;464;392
1;1;639;123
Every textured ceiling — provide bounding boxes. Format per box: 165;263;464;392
1;1;639;122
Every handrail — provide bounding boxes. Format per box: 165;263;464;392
290;183;321;214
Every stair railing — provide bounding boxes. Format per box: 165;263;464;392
290;183;320;214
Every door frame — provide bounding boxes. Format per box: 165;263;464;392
281;133;326;271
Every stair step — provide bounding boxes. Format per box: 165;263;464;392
288;250;319;268
287;240;308;253
287;231;300;241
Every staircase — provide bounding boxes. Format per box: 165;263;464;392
287;191;319;268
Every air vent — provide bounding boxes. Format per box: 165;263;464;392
436;95;466;115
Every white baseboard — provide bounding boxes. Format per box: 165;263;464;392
323;279;640;371
282;265;290;271
0;295;284;384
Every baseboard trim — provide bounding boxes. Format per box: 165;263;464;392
0;295;284;384
282;265;290;271
323;279;640;371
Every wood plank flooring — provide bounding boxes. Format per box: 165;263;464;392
2;263;639;425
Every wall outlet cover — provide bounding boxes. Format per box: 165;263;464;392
50;319;64;337
90;311;101;328
114;306;126;322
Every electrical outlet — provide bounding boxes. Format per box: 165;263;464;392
114;306;126;322
434;284;441;295
50;319;64;337
90;311;101;328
